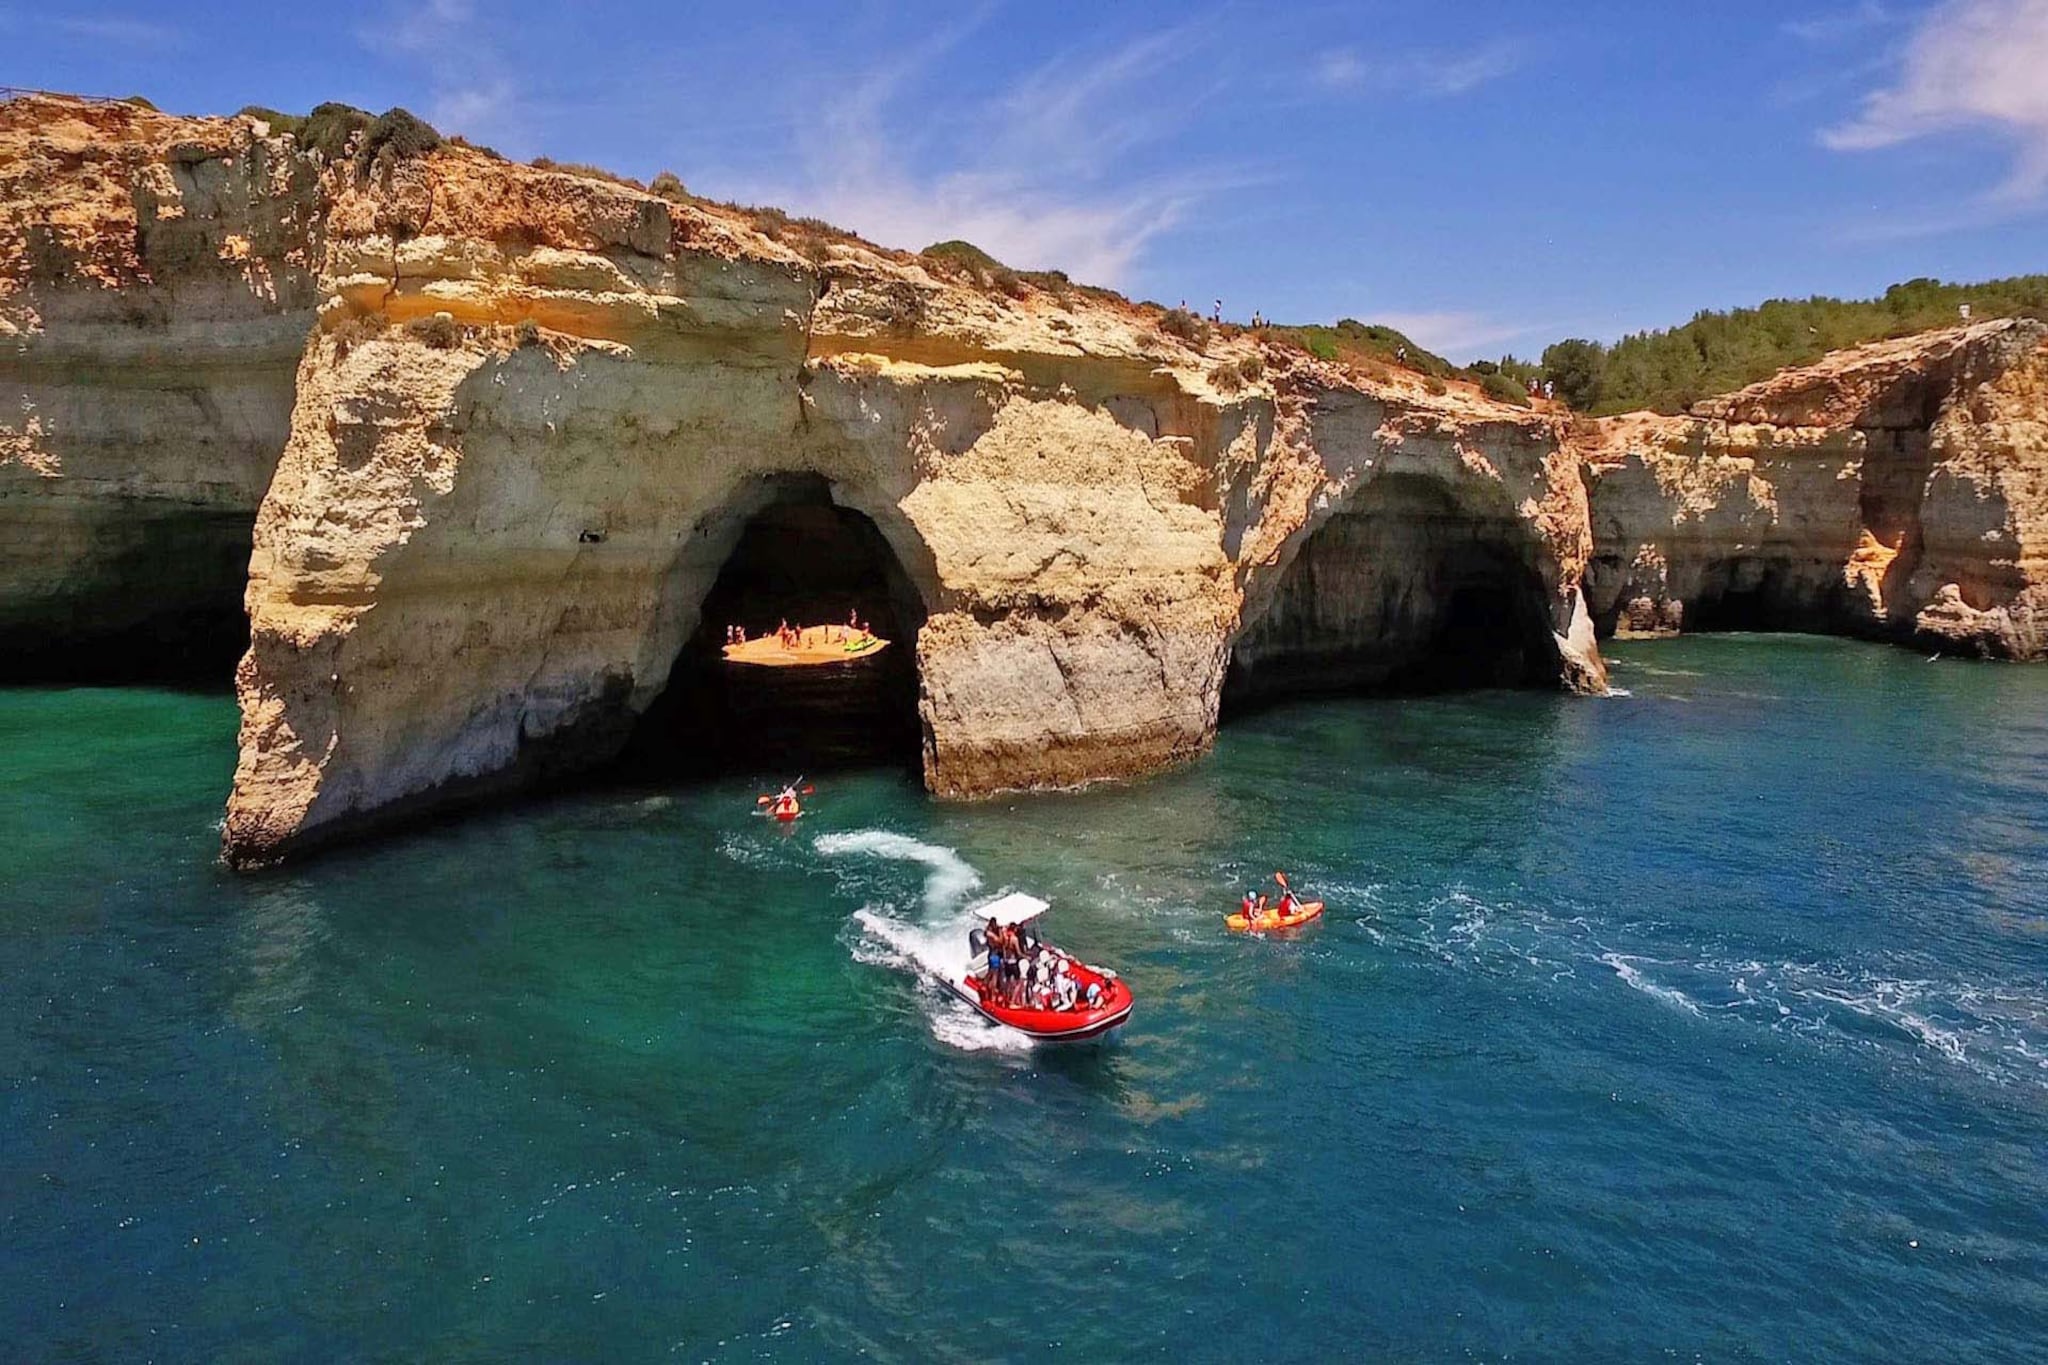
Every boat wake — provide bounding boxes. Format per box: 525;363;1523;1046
1359;883;2048;1091
818;830;1034;1053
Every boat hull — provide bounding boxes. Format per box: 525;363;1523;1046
943;973;1133;1043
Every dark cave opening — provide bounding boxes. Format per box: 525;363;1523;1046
617;481;929;779
1684;557;1835;633
0;508;253;687
1222;475;1561;718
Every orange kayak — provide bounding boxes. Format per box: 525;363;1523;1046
1226;900;1325;933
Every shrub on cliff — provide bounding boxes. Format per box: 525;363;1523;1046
299;103;373;159
1160;307;1212;348
1273;321;1454;377
649;170;688;202
447;134;504;161
360;108;442;165
921;240;1006;280
238;105;305;137
1479;370;1530;407
407;312;462;350
531;157;645;189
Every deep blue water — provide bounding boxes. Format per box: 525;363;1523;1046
3;636;2046;1362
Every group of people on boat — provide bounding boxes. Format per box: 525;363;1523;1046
725;611;875;651
968;917;1106;1013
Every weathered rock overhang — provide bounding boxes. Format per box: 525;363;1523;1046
17;93;2040;871
197;130;1607;864
1579;320;2048;660
1;95;321;681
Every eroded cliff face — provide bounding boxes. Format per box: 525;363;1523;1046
32;93;2044;871
191;116;1603;863
0;97;320;677
1580;320;2048;659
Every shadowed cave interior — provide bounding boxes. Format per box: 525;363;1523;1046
0;508;254;686
617;479;929;780
1222;474;1561;717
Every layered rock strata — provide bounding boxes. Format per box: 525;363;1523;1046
1581;320;2048;659
9;92;2040;870
212;135;1603;862
0;97;320;677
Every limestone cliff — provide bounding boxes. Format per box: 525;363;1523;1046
13;91;2040;871
1579;320;2048;659
0;96;319;677
212;122;1601;862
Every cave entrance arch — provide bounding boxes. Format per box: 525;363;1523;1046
1223;472;1562;716
620;475;932;779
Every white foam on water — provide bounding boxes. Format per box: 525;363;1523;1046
849;907;1034;1054
1361;877;2047;1090
822;830;1037;1053
814;830;981;915
1600;952;1706;1016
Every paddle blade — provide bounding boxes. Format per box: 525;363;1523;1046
1275;871;1290;889
756;795;772;804
801;786;816;795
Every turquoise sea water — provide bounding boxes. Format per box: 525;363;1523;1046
4;636;2046;1361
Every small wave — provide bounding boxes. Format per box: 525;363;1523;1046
1600;952;1706;1016
827;833;1045;1053
1603;686;1634;698
814;830;982;915
849;906;1033;1053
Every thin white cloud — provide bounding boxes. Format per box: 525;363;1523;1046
1313;39;1524;98
1371;310;1547;360
727;19;1254;286
57;15;180;47
1783;1;1899;44
1821;0;2048;201
364;0;520;145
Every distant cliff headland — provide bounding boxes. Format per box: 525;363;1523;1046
4;92;2042;866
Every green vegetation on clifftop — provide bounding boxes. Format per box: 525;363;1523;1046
1540;276;2048;414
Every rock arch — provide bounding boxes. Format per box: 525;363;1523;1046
1225;470;1573;713
618;472;937;777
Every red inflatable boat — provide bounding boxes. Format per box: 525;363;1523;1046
945;893;1134;1043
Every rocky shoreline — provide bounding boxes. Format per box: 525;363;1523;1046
3;93;2039;866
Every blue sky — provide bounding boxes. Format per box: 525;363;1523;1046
11;0;2048;359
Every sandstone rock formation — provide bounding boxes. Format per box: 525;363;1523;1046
1;96;319;677
6;92;2040;869
211;123;1603;863
1580;320;2047;660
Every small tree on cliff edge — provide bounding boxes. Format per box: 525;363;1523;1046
1542;338;1608;410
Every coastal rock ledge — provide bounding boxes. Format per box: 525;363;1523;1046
3;95;2041;867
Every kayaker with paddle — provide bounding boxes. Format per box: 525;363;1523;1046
1225;872;1326;933
757;779;813;821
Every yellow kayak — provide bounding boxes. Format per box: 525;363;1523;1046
1226;900;1325;933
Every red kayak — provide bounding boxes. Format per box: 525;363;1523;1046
945;893;1134;1043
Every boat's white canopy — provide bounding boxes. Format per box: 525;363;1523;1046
975;892;1050;927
